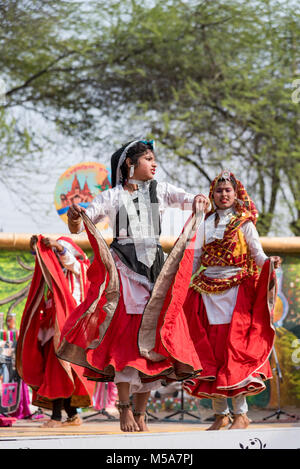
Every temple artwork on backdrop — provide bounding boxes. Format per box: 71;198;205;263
54;162;111;229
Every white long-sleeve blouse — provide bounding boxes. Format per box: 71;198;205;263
192;208;268;325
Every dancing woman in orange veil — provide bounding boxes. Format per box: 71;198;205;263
183;170;281;430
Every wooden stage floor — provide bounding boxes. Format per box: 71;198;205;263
1;412;299;449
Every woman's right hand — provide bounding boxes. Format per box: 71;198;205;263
67;203;86;222
30;235;38;252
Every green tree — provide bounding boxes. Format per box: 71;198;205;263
103;0;300;235
1;0;299;234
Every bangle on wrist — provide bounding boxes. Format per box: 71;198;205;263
56;246;67;256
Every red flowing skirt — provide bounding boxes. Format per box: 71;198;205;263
31;339;92;409
82;279;201;382
183;260;276;398
17;236;94;410
58;213;203;383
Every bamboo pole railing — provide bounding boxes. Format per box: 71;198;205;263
0;233;300;253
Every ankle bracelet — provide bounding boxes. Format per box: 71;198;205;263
133;410;145;417
116;401;131;411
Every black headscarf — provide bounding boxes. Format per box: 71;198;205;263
110;140;154;187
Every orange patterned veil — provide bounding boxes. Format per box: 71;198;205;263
207;170;259;225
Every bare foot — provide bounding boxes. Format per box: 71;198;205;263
119;407;140;432
40;419;62;428
206;414;231;431
134;413;149;432
229;414;250;430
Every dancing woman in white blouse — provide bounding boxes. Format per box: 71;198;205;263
66;140;208;432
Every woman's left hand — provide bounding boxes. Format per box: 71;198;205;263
270;256;282;269
41;237;62;251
